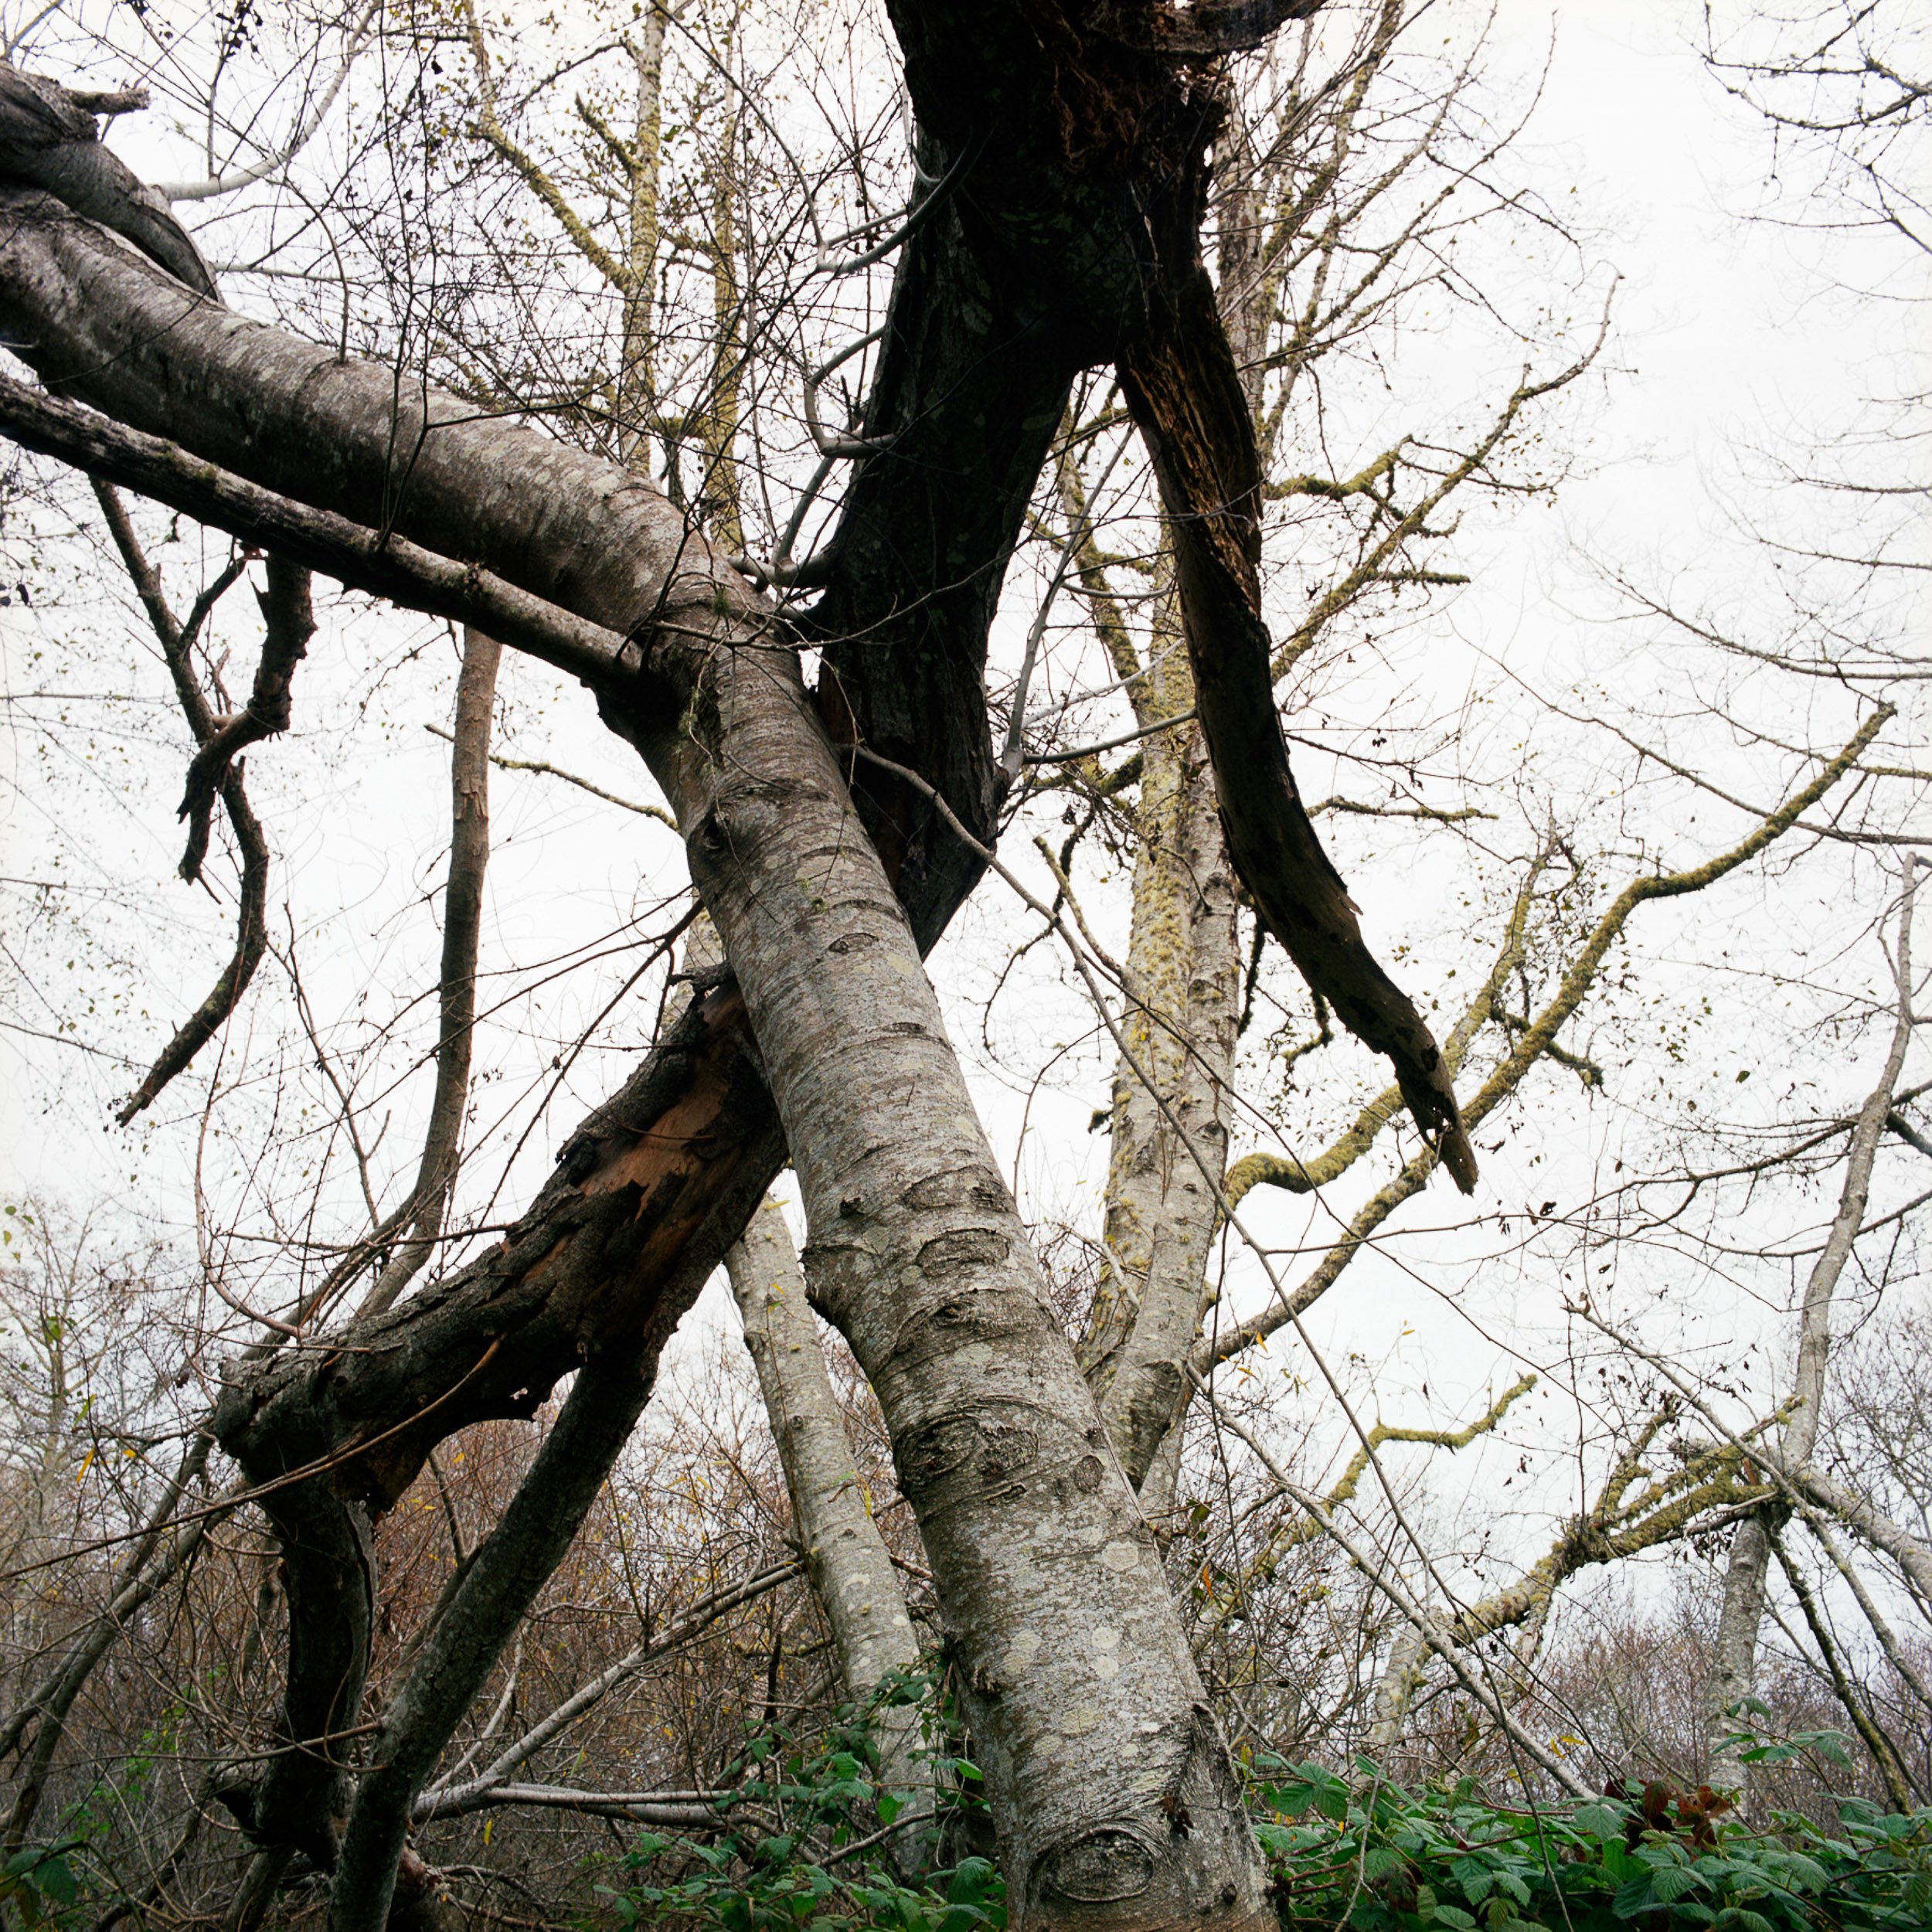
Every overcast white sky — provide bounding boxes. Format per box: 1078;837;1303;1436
1;1;1923;1569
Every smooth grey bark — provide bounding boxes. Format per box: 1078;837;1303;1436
0;192;1273;1932
1706;862;1917;1760
726;1198;931;1855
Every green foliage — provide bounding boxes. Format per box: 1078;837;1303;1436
0;1844;83;1928
596;1668;1005;1932
1714;1699;1855;1773
1248;1756;1932;1931
594;1689;1931;1932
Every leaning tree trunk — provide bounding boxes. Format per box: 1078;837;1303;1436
726;1198;932;1860
0;192;1271;1932
653;621;1271;1932
1706;862;1916;1764
1081;679;1242;1504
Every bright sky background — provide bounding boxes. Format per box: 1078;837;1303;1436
1;0;1923;1586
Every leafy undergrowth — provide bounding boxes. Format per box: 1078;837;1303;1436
1253;1758;1932;1932
596;1705;1932;1932
597;1681;1006;1932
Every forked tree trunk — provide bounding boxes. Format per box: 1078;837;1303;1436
726;1198;931;1861
0;200;1272;1932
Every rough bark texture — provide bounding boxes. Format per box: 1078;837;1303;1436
726;1199;930;1849
879;1;1469;1177
653;634;1269;1932
808;188;1077;947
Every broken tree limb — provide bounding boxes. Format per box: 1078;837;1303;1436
1117;146;1478;1190
89;481;273;1125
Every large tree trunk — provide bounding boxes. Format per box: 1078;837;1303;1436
0;190;1270;1930
659;620;1270;1932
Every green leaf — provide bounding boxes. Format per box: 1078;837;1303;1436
1574;1803;1625;1842
1452;1856;1496;1904
1646;1864;1703;1903
1612;1876;1655;1918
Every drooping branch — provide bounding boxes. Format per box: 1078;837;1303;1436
1117;146;1478;1191
88;481;273;1125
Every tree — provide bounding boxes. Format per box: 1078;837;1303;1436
0;6;1494;1926
1;1;1925;1923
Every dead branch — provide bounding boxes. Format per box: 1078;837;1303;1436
88;481;272;1125
360;628;504;1318
176;556;312;884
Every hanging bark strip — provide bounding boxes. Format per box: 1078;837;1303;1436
878;0;1473;1182
1116;199;1476;1190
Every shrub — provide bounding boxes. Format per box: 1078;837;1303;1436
1251;1757;1932;1931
